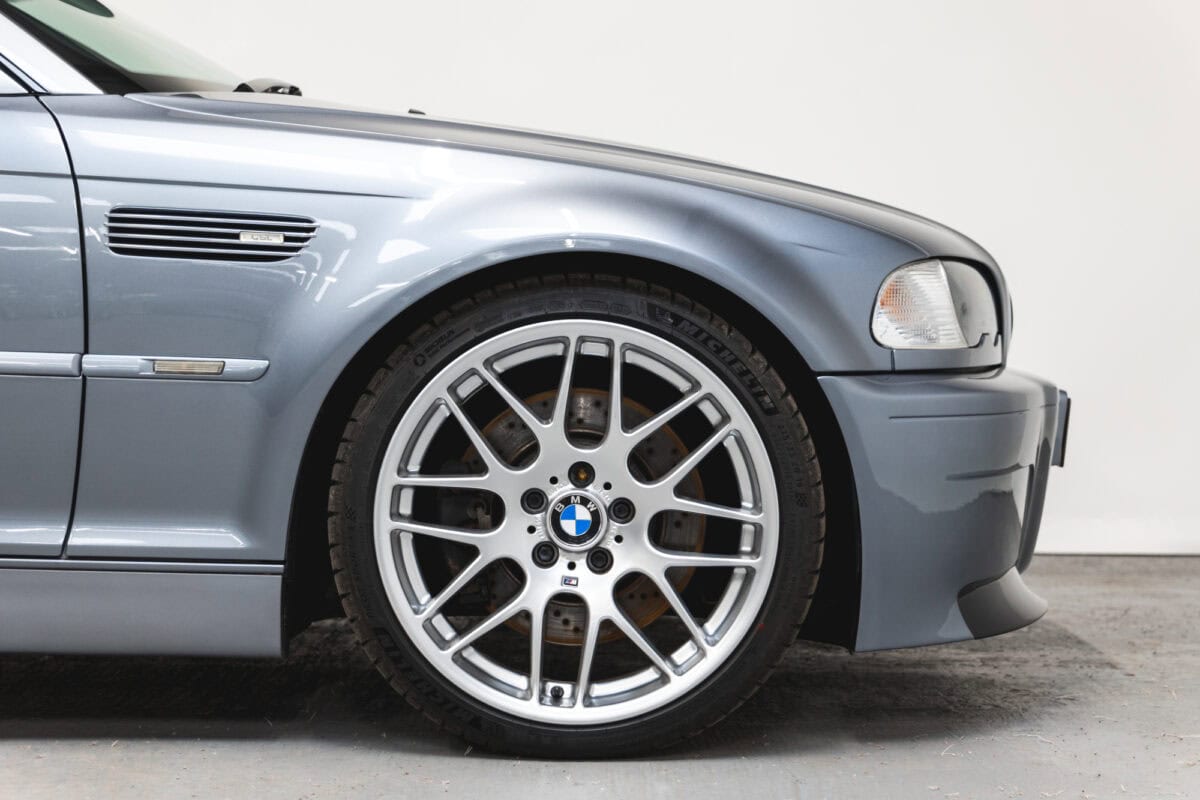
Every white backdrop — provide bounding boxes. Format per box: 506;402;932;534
106;0;1200;554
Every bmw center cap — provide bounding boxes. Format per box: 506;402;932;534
549;494;605;549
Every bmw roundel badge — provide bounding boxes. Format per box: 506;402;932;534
549;494;604;547
558;502;592;537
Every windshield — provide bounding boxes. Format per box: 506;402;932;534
0;0;238;92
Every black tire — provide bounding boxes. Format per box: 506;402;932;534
328;273;825;757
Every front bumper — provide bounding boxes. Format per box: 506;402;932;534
819;370;1069;652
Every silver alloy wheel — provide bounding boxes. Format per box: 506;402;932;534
373;319;779;725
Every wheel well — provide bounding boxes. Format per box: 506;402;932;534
281;252;861;650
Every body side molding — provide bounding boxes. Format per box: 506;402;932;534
0;351;81;377
0;557;283;575
81;355;269;381
0;352;270;381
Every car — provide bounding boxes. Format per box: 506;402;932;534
0;0;1070;757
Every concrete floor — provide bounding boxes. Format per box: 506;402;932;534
0;556;1196;799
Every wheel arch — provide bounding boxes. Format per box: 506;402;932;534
281;252;861;651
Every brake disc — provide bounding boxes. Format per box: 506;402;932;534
466;388;706;646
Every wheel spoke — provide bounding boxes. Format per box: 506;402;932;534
575;608;602;705
652;549;761;570
442;395;509;475
417;553;491;620
478;364;551;434
647;422;734;489
392;520;498;548
550;337;578;431
623;389;703;444
662;497;763;525
527;600;546;701
607;342;624;440
648;571;710;649
394;472;492;490
610;609;674;678
449;590;526;655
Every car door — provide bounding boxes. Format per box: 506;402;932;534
0;90;85;556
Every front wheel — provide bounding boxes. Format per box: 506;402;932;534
328;275;825;756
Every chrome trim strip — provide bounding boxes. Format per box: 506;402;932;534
82;355;270;381
0;557;283;575
0;351;81;377
107;232;314;245
108;212;318;228
107;242;300;257
0;16;102;94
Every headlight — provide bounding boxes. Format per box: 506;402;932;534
871;259;998;350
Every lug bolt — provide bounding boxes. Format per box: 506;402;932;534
609;498;636;524
532;542;558;568
568;462;595;488
521;488;548;513
550;685;565;701
586;548;613;574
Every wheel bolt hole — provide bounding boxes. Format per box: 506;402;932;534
603;482;612;491
609;498;636;524
567;561;576;570
526;525;536;534
586;548;613;574
521;489;547;514
614;535;624;544
532;542;557;568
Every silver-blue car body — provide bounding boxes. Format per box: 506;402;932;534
0;0;1069;755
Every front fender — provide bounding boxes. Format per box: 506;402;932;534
47;93;939;565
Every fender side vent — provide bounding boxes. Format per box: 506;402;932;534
105;207;318;263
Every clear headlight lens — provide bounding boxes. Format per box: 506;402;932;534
871;259;998;350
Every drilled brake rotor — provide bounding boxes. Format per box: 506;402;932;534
462;388;706;645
